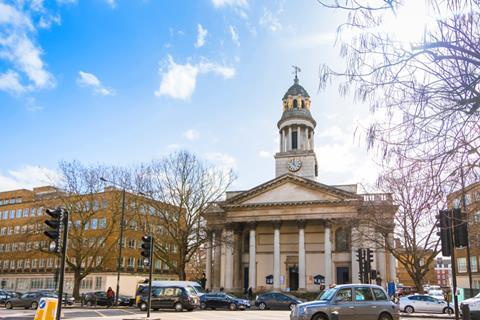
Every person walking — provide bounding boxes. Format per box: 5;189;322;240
247;287;253;301
106;287;115;308
200;272;207;290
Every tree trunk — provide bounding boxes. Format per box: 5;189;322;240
72;270;83;301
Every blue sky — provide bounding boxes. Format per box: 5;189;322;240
0;0;378;192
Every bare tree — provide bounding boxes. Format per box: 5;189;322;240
56;160;122;299
318;0;480;179
359;154;443;290
133;151;236;280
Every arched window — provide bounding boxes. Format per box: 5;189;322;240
293;99;298;109
335;227;351;252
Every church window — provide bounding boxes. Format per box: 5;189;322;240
301;100;305;108
293;99;298;109
335;227;351;252
292;131;298;150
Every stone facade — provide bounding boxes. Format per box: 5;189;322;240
204;75;397;293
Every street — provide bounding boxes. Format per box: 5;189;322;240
0;308;454;320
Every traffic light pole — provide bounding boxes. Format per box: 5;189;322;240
449;209;460;320
56;209;69;320
146;236;154;319
460;167;474;297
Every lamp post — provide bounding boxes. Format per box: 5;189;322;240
459;167;474;297
100;177;126;307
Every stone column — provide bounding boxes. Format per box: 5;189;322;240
311;130;315;149
206;232;213;290
387;233;396;282
273;221;281;290
351;228;360;284
298;220;306;290
225;227;233;290
280;129;284;152
297;125;301;150
324;222;332;286
248;223;256;290
288;127;292;151
376;240;386;285
213;230;222;289
304;127;308;150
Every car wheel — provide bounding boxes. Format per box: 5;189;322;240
258;302;266;310
152;308;159;311
31;301;38;309
404;305;414;313
378;312;393;320
444;307;454;315
200;302;206;310
5;302;12;309
229;303;237;311
312;313;328;320
139;302;147;311
174;302;183;312
289;303;295;310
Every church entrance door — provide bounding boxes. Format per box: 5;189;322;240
289;266;299;291
336;266;350;284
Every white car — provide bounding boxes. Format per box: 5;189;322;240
400;294;453;314
461;292;480;312
428;290;445;300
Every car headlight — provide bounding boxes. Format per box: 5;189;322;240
298;306;308;314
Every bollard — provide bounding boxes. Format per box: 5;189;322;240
462;303;471;320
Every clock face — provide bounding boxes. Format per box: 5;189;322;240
287;159;302;172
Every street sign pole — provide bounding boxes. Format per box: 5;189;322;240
449;209;460;320
56;209;69;320
146;236;154;318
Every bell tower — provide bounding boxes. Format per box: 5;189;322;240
274;67;318;179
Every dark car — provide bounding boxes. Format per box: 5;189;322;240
37;290;75;306
255;292;302;310
137;285;199;312
5;291;57;309
82;291;131;306
0;290;18;304
200;292;250;311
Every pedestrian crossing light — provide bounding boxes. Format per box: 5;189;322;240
44;208;63;252
141;235;152;266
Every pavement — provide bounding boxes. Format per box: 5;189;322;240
0;307;459;320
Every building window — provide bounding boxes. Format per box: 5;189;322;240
128;239;136;249
95;277;102;290
93;200;99;211
2;211;7;219
31;278;44;289
474;211;480;223
457;257;467;273
37;207;43;216
23;208;29;217
128;257;135;268
471;256;478;272
30;208;36;217
80;278;93;290
129;220;137;230
45;278;55;289
84;221;89;230
16;209;22;218
10;210;15;219
99;218;107;229
91;219;98;230
292;131;298;150
335;227;351;252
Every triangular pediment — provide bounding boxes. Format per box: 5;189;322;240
224;174;360;206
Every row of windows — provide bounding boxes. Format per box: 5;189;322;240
0;207;44;220
0;198;22;206
457;256;479;273
452;190;480;208
0;218;108;236
73;218;107;231
0;276;103;291
1;258;60;270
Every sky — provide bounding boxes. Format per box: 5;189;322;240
0;0;381;193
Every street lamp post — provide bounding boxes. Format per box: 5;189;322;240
100;177;126;307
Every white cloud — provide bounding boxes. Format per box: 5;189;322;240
38;14;61;29
0;70;26;94
259;7;282;32
106;0;117;8
229;25;240;47
195;24;208;48
258;150;272;158
155;55;235;100
77;71;115;96
0;3;55;94
211;0;248;8
0;165;62;192
184;129;200;141
205;152;237;171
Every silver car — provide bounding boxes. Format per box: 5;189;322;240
399;294;453;314
290;284;399;320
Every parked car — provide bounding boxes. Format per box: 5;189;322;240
82;291;131;306
255;292;302;310
37;290;75;305
137;285;199;311
5;291;57;309
290;284;400;320
399;294;453;314
0;290;18;304
460;292;480;312
200;292;250;310
428;289;445;301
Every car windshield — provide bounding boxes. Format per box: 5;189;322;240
318;288;337;301
193;285;205;294
185;286;196;296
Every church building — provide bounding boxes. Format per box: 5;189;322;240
204;73;397;292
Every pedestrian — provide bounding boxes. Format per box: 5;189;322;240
106;287;115;308
219;287;224;292
200;272;207;290
247;287;253;301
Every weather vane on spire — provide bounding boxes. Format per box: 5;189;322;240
292;65;301;83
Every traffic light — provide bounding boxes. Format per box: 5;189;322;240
141;235;153;266
357;248;364;282
437;210;452;256
44;208;63;252
453;208;468;247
